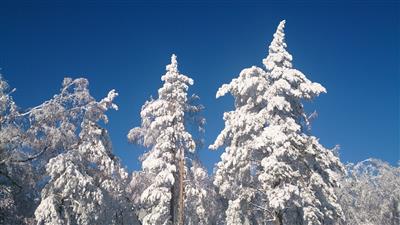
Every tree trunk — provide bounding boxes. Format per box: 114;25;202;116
393;199;399;225
170;184;175;224
171;148;185;225
177;148;185;225
274;211;283;225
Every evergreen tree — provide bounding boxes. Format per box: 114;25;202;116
209;65;270;224
258;20;344;225
211;20;344;225
128;54;215;225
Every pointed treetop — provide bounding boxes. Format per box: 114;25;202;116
161;54;193;86
272;20;287;50
166;54;179;74
263;19;293;70
276;19;286;36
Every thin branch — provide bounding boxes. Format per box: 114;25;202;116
11;146;48;163
249;202;271;213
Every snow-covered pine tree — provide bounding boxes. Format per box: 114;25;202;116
128;54;216;225
209;63;271;225
35;79;137;225
257;20;344;225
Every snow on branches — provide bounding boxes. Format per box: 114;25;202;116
1;19;395;225
128;54;215;225
211;20;344;225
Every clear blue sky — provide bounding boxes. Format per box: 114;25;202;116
1;1;398;171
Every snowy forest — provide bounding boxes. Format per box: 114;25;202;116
0;20;399;225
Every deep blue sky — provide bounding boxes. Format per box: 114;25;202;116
1;1;398;171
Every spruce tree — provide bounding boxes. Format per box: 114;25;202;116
258;20;344;225
209;65;270;224
128;55;215;225
211;20;344;225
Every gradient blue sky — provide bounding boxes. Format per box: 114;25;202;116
1;1;398;171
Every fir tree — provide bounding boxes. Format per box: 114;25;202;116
258;20;344;225
129;55;197;225
209;65;270;224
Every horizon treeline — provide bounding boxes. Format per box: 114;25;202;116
1;20;399;225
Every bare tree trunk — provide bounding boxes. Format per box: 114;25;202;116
171;148;185;225
177;148;185;225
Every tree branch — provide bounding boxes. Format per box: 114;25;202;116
11;146;49;163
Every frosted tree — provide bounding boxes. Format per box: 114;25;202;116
19;77;93;162
0;75;20;186
209;64;271;224
337;159;400;225
0;75;17;216
184;160;223;225
35;80;137;225
256;20;344;225
128;170;153;221
0;77;105;224
211;20;344;225
128;54;214;225
0;75;35;225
